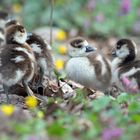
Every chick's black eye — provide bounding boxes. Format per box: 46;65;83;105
77;45;82;48
75;43;82;48
116;45;121;49
21;30;24;33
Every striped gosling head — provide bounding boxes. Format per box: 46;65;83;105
5;25;27;44
112;39;137;62
68;37;97;57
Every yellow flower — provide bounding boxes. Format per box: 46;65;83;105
25;96;38;109
56;30;67;41
37;111;44;118
1;104;14;116
58;45;67;54
54;59;64;70
12;3;22;13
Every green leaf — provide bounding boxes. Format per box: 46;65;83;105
132;114;140;123
129;102;140;113
33;119;46;132
14;123;32;135
47;122;67;136
117;93;130;103
91;96;111;112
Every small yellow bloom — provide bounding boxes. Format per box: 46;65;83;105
55;100;58;104
25;96;38;109
1;104;14;116
58;45;67;54
54;59;64;70
13;3;22;13
56;30;67;41
37;111;44;118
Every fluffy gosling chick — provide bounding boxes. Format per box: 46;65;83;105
0;24;36;102
0;11;8;45
26;32;54;86
65;37;112;92
111;38;140;93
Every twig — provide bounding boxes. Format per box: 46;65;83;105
49;0;63;87
50;0;54;46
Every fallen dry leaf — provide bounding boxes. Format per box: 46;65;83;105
59;80;76;99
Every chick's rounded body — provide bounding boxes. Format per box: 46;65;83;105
66;53;112;91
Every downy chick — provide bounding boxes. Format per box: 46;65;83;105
0;24;36;102
111;38;140;93
26;32;54;87
5;19;54;90
65;37;112;92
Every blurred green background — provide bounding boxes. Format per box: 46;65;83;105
1;1;140;140
1;0;140;37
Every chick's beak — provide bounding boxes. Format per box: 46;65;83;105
112;50;116;57
20;33;24;36
85;45;96;52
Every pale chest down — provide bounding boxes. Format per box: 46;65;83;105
65;57;109;91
